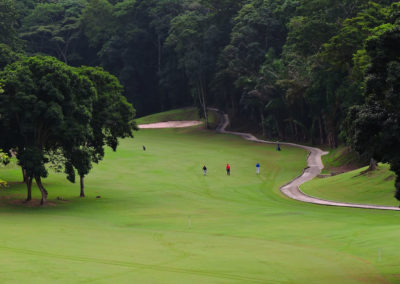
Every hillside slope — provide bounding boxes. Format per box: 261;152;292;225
301;164;398;206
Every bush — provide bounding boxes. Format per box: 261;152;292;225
0;178;6;189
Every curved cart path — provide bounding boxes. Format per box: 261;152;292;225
211;108;400;211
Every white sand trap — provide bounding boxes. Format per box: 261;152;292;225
139;121;202;129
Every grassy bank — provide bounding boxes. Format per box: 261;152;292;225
302;163;398;207
321;146;365;175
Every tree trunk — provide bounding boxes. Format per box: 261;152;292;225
368;158;377;171
360;158;378;175
22;167;27;183
80;175;85;198
311;119;316;145
230;93;236;117
290;121;295;140
202;90;208;129
198;81;208;129
26;177;32;201
318;117;324;145
35;176;48;205
203;104;208;129
327;132;333;148
274;118;283;139
327;132;338;148
324;116;338;148
157;35;162;74
260;112;266;137
395;176;400;202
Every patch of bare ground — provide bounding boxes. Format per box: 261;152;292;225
384;174;395;181
5;181;25;185
0;195;14;200
8;199;58;207
353;274;392;284
391;274;400;280
318;164;361;178
329;164;361;175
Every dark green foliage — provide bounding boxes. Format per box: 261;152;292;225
64;66;137;197
0;43;22;70
0;56;95;203
345;25;400;201
77;66;137;149
0;56;137;202
166;7;221;127
0;0;20;48
3;0;396;144
20;0;91;65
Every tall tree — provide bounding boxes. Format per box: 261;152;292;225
20;0;88;65
166;7;220;127
345;25;400;201
0;0;20;48
64;66;137;197
81;0;115;49
0;43;22;70
0;56;95;204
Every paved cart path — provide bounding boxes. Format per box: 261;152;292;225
210;108;400;211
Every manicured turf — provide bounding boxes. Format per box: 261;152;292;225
137;107;200;124
137;107;219;129
320;145;363;174
0;122;399;283
301;164;398;207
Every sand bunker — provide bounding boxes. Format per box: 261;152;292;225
139;121;202;129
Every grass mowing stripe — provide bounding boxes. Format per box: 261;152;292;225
0;246;270;282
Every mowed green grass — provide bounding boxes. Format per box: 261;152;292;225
302;164;398;207
137;107;219;129
320;146;364;174
0;125;400;283
136;107;201;124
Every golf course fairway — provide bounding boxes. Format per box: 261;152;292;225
0;123;399;283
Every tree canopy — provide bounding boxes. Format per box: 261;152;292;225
0;56;137;204
345;24;400;201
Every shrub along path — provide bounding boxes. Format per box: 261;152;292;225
211;108;400;211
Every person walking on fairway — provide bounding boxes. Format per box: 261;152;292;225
256;163;260;175
203;165;207;176
276;142;281;151
226;163;230;176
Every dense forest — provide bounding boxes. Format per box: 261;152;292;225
1;0;400;199
0;0;397;142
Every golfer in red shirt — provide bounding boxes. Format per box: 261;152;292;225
226;163;230;176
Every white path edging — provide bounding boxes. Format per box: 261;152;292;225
210;108;400;211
